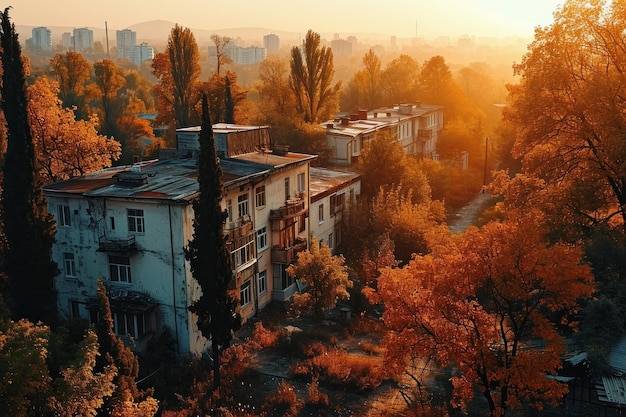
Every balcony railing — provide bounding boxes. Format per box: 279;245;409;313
271;238;307;264
269;199;306;220
97;235;137;253
225;215;253;240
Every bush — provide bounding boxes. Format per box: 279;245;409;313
262;380;300;417
248;321;284;350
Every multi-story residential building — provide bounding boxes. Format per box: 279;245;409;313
43;125;315;354
309;167;361;253
263;34;280;54
131;42;154;67
61;32;72;50
330;38;352;57
30;26;52;51
116;29;136;60
323;103;444;166
215;42;266;66
72;27;94;53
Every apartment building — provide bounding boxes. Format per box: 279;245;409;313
116;29;136;60
30;26;52;51
44;125;315;354
324;103;444;166
72;27;94;53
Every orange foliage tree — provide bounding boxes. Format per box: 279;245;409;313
368;215;594;416
27;77;121;183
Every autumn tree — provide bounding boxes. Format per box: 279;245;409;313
505;0;626;235
0;8;58;324
152;24;201;134
289;29;341;123
92;58;127;137
286;237;351;318
380;54;420;105
369;216;595;416
186;95;241;390
49;51;91;119
199;71;248;125
254;57;298;124
27;77;121;183
210;34;233;76
342;49;383;111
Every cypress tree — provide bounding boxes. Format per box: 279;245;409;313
186;94;241;389
0;8;58;324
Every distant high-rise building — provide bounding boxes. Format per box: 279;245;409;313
61;32;72;50
330;38;352;57
72;27;94;53
31;27;51;51
263;33;279;54
116;29;136;60
131;42;154;67
210;41;266;67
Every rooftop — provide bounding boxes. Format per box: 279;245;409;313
309;167;360;202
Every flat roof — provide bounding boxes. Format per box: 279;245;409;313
176;123;270;134
309;167;360;202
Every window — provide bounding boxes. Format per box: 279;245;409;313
70;300;80;319
318;204;324;223
109;255;131;283
231;234;256;269
257;226;268;252
258;270;267;295
227;199;233;222
299;213;306;233
284;177;290;200
113;312;145;339
336;228;342;246
273;263;293;290
240;281;251;307
330;193;345;216
255;185;266;208
110;216;115;230
237;193;249;218
58;204;71;227
328;233;333;250
127;209;145;233
297;173;305;194
64;252;76;278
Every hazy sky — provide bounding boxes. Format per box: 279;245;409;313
7;0;562;38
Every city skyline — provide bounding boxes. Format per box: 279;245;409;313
9;0;561;39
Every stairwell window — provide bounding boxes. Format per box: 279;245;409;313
238;193;249;218
257;226;268;252
258;270;267;295
64;252;76;278
109;255;131;283
58;204;71;227
255;185;266;208
127;209;145;233
240;281;251;307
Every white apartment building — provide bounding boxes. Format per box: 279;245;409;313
131;43;154;67
31;27;52;51
44;125;316;355
72;27;94;53
323;103;444;166
263;34;280;54
116;29;136;60
218;43;266;65
309;167;361;253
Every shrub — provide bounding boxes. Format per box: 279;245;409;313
306;376;329;407
262;380;300;417
248;321;283;350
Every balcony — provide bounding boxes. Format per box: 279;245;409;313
97;235;137;253
418;129;432;140
225;215;254;240
269;199;307;220
271;238;307;264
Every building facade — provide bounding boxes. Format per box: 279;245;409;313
31;27;52;51
72;27;94;53
131;42;154;67
44;125;316;355
323;103;444;166
263;34;280;54
116;29;136;60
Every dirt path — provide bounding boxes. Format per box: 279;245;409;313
447;192;494;233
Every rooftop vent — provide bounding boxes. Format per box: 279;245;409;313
118;170;148;185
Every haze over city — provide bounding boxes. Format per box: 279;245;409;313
9;0;561;39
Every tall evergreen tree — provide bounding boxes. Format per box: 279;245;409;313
0;8;58;324
186;94;241;390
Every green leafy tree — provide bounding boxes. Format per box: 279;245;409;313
186;94;241;390
357;130;408;199
0;8;58;324
289;29;341;123
286;237;351;318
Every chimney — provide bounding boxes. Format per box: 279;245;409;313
340;117;350;126
358;109;368;120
